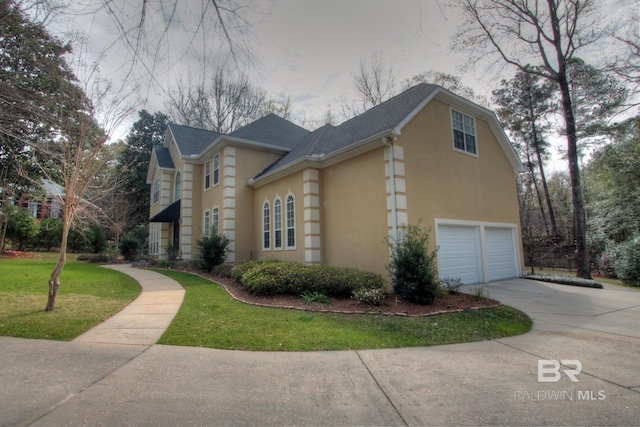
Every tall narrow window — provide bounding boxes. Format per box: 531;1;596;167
212;207;219;235
174;172;181;201
150;223;159;255
204;210;210;237
152;179;160;204
451;110;477;155
213;153;220;186
286;194;295;248
204;160;211;189
263;201;270;249
274;198;282;249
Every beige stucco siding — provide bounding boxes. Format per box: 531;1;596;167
321;147;390;279
252;171;305;262
400;99;523;267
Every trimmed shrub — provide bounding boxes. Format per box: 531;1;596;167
238;261;386;304
353;286;385;305
613;236;640;287
231;259;281;283
196;232;230;272
387;224;440;305
119;233;143;261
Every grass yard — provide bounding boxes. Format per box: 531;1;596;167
0;255;140;340
157;270;532;351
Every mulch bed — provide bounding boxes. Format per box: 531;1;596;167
183;269;501;318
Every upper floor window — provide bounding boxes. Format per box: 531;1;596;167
213;153;220;186
451;110;477;155
174;172;181;202
263;201;270;250
204;160;211;190
286;194;295;248
152;179;160;204
274;198;282;249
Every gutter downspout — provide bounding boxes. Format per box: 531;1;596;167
384;135;399;244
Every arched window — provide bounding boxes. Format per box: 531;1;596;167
286;194;295;248
263;201;270;250
274;198;282;249
174;172;181;201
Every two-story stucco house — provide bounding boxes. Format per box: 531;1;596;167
147;83;525;285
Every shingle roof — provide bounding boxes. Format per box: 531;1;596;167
168;123;221;156
153;146;175;169
229;113;310;148
256;83;439;178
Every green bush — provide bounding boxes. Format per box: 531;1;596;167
196;231;230;272
36;218;62;251
238;261;386;304
352;286;386;305
387;224;440;305
119;233;143;261
231;259;281;283
86;225;108;254
5;206;39;250
211;263;234;278
614;236;640;287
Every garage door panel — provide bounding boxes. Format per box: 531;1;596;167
486;227;517;281
437;226;482;285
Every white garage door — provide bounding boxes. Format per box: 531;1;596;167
485;227;517;281
437;225;483;285
437;223;519;284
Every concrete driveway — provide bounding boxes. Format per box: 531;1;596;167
1;278;638;426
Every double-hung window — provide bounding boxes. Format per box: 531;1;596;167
204;210;210;237
204;160;211;190
213;153;220;186
451;110;477;155
212;207;219;235
263;201;270;249
152;179;160;204
286;194;295;248
274;198;282;249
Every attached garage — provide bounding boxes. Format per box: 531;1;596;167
435;220;521;285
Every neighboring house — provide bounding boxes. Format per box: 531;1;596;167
147;83;525;285
15;179;64;220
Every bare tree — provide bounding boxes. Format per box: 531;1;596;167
402;70;489;106
610;9;640;110
449;0;626;279
339;53;397;120
166;68;267;133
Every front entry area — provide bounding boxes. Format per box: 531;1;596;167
435;220;521;285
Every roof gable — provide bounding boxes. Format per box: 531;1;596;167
252;83;524;184
168;123;221;157
229;113;310;148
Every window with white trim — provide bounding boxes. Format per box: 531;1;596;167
274;198;282;249
204;160;211;190
152;179;160;204
212;207;219;235
263;201;270;249
174;172;181;201
204;210;210;237
286;194;295;248
213;153;220;186
150;223;159;255
451;110;477;155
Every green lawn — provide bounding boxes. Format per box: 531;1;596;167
157;270;532;351
0;255;140;340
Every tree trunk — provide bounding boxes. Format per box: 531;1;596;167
46;216;70;311
525;146;550;236
557;74;592;279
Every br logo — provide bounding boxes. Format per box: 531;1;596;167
537;359;582;383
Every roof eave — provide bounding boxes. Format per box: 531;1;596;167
193;136;292;161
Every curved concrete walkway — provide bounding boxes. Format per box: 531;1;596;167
73;265;185;346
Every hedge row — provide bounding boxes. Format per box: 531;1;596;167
230;260;386;303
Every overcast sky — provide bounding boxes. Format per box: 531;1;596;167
66;0;635;168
